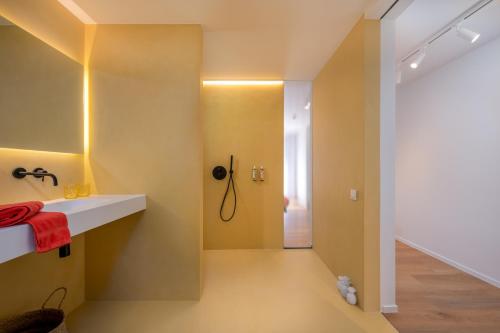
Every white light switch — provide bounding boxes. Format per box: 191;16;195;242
350;189;358;201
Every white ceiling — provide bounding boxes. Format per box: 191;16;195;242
70;0;376;80
396;0;500;83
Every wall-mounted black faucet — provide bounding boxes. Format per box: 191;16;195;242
12;167;58;186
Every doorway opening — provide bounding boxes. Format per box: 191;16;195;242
381;0;500;330
283;81;312;249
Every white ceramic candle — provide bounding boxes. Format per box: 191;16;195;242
346;287;357;305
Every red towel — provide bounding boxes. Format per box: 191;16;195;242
25;212;71;253
0;201;44;227
0;201;71;253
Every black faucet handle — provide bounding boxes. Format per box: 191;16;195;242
33;167;46;181
12;167;58;186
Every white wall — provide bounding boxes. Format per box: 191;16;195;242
296;126;309;207
396;36;500;287
284;81;312;208
284;128;309;207
284;132;298;198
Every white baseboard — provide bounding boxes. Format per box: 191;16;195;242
396;236;500;289
381;304;399;314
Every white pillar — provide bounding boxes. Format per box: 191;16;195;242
380;17;397;314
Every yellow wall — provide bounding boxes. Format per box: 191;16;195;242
0;0;85;63
0;149;83;203
363;19;381;313
312;18;380;311
202;85;284;249
84;25;203;300
0;235;85;318
0;1;86;319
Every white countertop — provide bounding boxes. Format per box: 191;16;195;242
0;194;146;264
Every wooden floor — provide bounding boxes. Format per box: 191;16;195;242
384;241;500;333
284;201;312;248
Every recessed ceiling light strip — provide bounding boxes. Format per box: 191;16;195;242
399;0;493;67
427;27;453;46
401;49;420;63
464;0;495;19
57;0;96;24
202;80;283;86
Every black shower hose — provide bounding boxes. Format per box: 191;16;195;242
220;156;237;222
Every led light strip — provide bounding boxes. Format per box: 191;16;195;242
203;80;284;86
0;148;81;156
57;0;96;24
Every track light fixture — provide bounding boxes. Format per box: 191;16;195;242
456;25;481;43
410;49;426;69
398;0;492;75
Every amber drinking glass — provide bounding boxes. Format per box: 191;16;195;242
77;183;90;197
63;184;78;199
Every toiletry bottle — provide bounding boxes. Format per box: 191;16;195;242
252;165;257;181
259;166;265;181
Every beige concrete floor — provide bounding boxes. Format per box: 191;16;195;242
67;250;396;333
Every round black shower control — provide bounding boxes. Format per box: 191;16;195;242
212;166;227;180
12;167;27;179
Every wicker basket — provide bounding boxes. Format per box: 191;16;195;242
0;287;68;333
